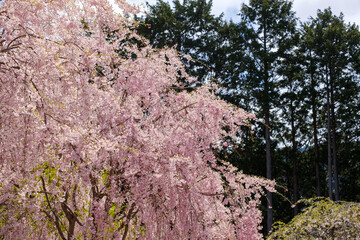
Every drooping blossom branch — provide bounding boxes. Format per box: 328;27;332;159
0;0;275;239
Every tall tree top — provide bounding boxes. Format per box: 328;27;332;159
136;0;224;82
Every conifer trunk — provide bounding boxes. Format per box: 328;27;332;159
263;20;273;234
290;101;298;215
326;67;333;200
265;107;273;232
330;72;339;200
310;56;321;196
313;104;321;196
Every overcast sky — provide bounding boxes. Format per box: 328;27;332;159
127;0;360;25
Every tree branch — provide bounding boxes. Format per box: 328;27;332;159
40;176;66;240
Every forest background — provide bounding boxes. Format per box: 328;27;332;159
134;0;360;234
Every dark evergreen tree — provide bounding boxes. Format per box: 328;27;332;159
301;8;360;201
233;0;298;232
299;20;323;197
277;36;307;216
136;0;224;83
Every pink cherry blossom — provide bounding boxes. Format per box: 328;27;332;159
0;0;275;239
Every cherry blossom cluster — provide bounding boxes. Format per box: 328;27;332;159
0;0;274;239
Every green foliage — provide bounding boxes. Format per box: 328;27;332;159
268;198;360;239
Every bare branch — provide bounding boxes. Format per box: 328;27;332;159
40;176;67;240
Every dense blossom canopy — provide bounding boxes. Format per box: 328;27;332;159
0;0;274;239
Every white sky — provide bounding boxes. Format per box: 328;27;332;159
127;0;360;25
